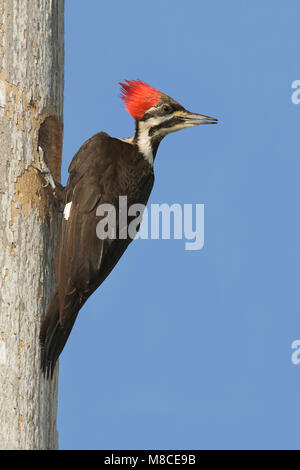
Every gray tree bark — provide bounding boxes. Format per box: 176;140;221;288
0;0;64;449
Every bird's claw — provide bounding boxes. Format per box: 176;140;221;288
37;146;56;190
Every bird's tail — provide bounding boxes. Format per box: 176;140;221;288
39;291;78;379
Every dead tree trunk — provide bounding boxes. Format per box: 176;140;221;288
0;0;64;449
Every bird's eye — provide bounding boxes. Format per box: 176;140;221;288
162;104;171;114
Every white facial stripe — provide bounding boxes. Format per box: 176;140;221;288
137;114;175;165
143;115;172;128
63;201;72;220
137;122;153;165
143;105;158;115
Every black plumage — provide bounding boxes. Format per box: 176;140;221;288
40;132;154;377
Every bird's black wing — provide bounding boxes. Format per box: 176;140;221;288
40;133;139;377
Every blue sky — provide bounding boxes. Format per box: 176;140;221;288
58;0;300;449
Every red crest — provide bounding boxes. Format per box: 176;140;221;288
119;79;161;119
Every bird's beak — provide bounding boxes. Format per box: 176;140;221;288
174;110;218;126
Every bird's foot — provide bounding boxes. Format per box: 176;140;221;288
35;146;66;203
36;146;56;190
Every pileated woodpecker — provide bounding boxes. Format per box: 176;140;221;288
39;80;217;378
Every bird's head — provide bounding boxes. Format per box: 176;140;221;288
119;79;217;144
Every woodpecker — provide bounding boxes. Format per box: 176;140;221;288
39;79;218;378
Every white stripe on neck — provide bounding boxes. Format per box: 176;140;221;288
137;128;153;165
136;117;163;165
136;114;175;165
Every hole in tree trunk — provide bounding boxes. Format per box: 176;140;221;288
38;116;63;183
